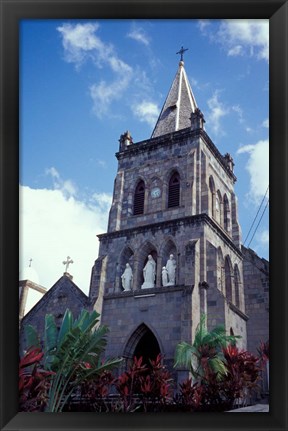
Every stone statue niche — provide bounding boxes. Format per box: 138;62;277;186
162;266;168;286
164;253;177;286
121;263;133;291
141;254;156;289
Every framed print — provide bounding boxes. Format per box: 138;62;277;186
0;1;287;430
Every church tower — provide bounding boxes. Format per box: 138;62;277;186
89;53;247;382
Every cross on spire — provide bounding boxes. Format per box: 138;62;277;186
63;256;74;273
176;46;188;62
29;258;33;268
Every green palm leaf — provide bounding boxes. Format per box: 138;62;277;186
24;308;122;412
57;308;73;347
174;313;242;383
24;324;40;351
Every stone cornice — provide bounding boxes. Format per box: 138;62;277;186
115;128;236;182
103;284;193;300
98;213;243;258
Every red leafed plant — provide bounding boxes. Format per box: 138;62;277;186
178;378;203;411
75;370;116;412
115;356;148;411
221;345;261;406
115;355;173;412
19;347;54;412
176;344;262;412
141;354;173;408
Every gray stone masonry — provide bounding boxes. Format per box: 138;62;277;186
242;246;269;354
19;275;89;353
107;128;240;246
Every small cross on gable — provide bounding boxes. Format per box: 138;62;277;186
63;256;74;273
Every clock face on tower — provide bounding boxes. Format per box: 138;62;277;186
151;187;161;198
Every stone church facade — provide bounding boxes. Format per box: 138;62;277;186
20;58;269;386
88;59;248;382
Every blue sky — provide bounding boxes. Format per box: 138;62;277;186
19;19;269;308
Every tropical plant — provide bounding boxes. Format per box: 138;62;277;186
24;308;122;412
174;314;240;382
19;347;54;411
177;377;203;411
175;342;262;411
115;356;147;412
66;370;117;412
143;354;173;404
222;344;261;406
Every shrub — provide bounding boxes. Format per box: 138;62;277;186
19;347;54;411
22;309;122;412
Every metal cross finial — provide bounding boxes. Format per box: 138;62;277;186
29;258;33;267
63;256;74;273
176;46;188;62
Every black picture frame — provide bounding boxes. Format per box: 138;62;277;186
0;0;287;430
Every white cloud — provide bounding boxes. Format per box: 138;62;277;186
96;159;107;169
237;139;269;202
57;22;131;75
57;22;133;117
90;73;132;118
232;105;244;123
46;167;77;197
19;184;112;311
206;90;229;135
228;45;244;57
57;22;107;67
133;101;159;127
92;192;112;210
127;24;150;46
198;20;211;34
218;20;269;62
259;229;269;245
262;118;269;128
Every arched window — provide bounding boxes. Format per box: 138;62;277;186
168;172;180;208
133;180;145;215
225;256;233;302
216;190;222;225
234;265;241;308
217;247;224;292
223;194;230;232
209;176;216;217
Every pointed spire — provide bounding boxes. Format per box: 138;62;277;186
151;57;198;138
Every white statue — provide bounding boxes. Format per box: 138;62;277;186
162;266;168;286
142;254;156;289
121;263;133;291
166;254;176;286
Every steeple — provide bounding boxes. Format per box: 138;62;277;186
151;56;198;139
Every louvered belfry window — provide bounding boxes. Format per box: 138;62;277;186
168;172;180;208
133;180;145;215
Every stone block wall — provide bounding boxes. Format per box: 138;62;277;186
19;276;89;353
108;128;240;249
242;246;269;354
100;285;194;386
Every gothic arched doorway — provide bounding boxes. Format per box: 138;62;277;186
123;324;161;367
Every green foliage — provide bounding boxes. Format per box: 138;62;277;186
19;347;54;411
23;308;122;412
174;317;263;411
174;314;240;382
24;324;40;350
